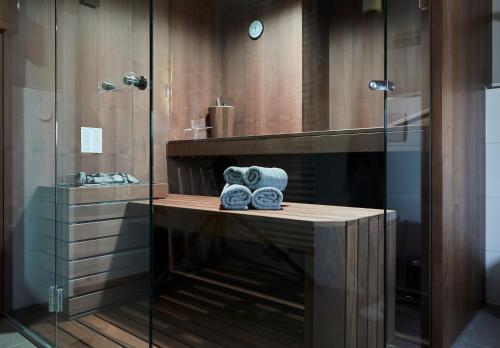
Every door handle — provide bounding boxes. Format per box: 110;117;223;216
123;72;148;90
369;80;395;92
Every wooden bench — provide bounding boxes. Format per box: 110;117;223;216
152;194;396;348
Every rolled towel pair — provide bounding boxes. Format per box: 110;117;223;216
221;166;287;210
221;185;283;210
224;166;288;191
220;183;252;210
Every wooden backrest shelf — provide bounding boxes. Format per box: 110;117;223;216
166;126;425;157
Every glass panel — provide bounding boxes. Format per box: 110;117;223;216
4;0;58;345
54;0;153;347
386;0;431;346
5;1;154;347
154;1;391;347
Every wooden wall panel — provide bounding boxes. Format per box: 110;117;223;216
168;0;220;141
302;0;330;132
220;0;302;136
153;0;172;183
431;0;491;347
329;1;385;130
56;0;152;182
0;0;16;33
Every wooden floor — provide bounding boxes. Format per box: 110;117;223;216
10;274;305;348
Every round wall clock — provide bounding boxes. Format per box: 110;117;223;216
248;20;264;40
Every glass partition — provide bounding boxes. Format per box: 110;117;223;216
155;0;429;347
2;0;430;347
5;0;154;346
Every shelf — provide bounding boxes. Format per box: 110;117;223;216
166;126;426;157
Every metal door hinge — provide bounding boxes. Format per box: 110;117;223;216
48;286;64;313
369;80;396;92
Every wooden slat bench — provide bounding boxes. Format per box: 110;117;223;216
38;183;168;317
151;194;396;348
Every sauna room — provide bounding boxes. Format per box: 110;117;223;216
0;0;490;347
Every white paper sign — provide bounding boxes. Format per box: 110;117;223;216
81;127;102;153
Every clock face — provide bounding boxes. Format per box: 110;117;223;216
248;20;264;40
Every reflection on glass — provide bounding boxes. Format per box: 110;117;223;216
3;0;429;347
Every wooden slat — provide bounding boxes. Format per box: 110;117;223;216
68;268;149;297
66;280;148;317
122;302;225;348
386;219;397;346
312;226;346;347
38;183;167;205
97;309;198;348
377;216;386;348
367;216;380;344
68;233;148;260
167;127;425;157
357;217;370;348
38;200;149;224
78;315;153;348
67;217;149;242
69;248;149;279
345;221;359;347
67;201;149;224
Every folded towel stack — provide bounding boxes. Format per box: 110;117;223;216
220;166;288;210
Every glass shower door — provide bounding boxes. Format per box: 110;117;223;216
54;0;153;346
385;0;431;346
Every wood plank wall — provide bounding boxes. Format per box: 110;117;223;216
219;0;303;136
302;0;329;132
56;0;151;182
431;0;491;347
328;1;385;130
0;0;16;33
168;0;220;141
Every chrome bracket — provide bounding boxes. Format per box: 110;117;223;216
369;80;396;92
48;286;64;313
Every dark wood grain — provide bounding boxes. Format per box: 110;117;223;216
431;0;490;347
219;0;303;136
167;126;426;157
168;0;219;141
0;0;16;32
329;1;385;130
